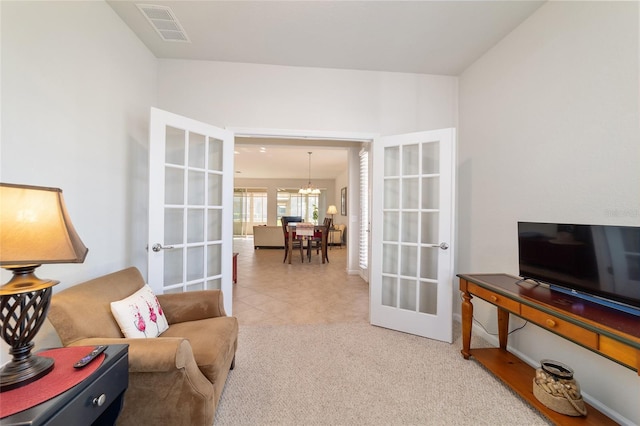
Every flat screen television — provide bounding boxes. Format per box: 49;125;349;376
518;222;640;314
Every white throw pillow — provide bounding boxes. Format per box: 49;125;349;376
110;284;169;338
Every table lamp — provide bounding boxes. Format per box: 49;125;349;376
326;205;337;228
0;183;88;391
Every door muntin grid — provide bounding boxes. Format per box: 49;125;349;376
162;126;224;292
381;141;441;315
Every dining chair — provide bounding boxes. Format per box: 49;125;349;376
308;218;330;262
282;216;304;263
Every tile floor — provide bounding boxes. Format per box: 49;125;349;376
232;237;369;325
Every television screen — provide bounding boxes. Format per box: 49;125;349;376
518;222;640;310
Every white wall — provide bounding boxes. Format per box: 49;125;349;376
1;1;157;286
157;59;458;135
458;2;639;424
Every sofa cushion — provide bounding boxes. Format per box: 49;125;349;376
160;316;238;384
111;284;169;338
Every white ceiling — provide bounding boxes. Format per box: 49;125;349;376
108;0;545;75
107;0;545;179
234;140;352;180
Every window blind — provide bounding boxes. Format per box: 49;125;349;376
359;150;369;269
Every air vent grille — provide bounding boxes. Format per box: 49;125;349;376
136;4;190;43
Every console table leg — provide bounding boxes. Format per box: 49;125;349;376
497;308;509;350
461;289;473;360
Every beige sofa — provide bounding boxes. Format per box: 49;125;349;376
48;267;238;426
253;225;285;248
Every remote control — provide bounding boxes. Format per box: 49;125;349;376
73;345;107;368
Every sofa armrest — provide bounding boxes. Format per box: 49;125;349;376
70;337;215;425
68;337;204;373
156;289;226;324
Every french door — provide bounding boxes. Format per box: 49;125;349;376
148;108;234;314
370;128;455;342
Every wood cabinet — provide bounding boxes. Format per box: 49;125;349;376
459;273;640;425
2;344;128;425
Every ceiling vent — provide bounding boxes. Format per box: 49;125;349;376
136;4;190;43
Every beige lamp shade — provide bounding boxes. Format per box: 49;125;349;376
0;183;88;390
0;183;88;267
326;205;338;215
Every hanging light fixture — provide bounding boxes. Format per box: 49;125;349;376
299;152;321;195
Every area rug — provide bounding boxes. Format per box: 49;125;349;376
214;323;549;425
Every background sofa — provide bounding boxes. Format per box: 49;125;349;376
48;267;238;425
253;225;285;248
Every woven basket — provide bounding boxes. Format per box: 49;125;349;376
532;378;587;416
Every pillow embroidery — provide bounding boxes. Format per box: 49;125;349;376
110;285;169;338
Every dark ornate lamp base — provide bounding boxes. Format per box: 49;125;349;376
0;267;58;392
1;351;54;391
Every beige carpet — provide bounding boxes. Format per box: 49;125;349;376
214;323;550;425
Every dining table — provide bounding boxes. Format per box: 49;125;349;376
286;223;329;264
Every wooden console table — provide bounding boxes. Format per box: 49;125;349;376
459;273;640;425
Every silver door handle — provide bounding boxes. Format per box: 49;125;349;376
429;242;449;250
152;243;174;252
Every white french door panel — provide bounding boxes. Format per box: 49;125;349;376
148;107;234;315
370;128;456;343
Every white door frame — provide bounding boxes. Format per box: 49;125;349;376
229;126;377;275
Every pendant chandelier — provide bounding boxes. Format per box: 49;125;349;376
299;152;321;195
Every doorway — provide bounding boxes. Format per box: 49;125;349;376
230;127;376;278
230;128;374;326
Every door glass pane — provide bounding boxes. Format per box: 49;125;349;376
383;211;399;241
188;132;206;169
164;208;183;245
401;212;418;243
187;208;204;243
382;276;397;307
165;167;184;205
165;126;185;165
421;176;439;210
188;170;205;205
422;142;439;174
209;138;223;172
382;243;398;274
420;247;438;280
208;209;222;241
164;248;183;285
187;246;204;281
207;243;221;276
402;144;419;175
419;281;437;314
206;278;222;291
400;245;417;276
208;174;223;206
401;177;419;209
384;146;400;176
186;282;204;292
384;179;400;209
421;212;439;245
399;278;417;311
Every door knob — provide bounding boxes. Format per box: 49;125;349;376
429;242;449;250
152;243;174;252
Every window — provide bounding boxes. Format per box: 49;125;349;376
233;188;267;236
276;189;321;225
